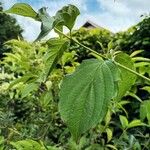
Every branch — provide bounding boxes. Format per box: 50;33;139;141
54;27;150;83
54;28;106;59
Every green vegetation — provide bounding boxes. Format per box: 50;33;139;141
0;3;150;150
0;3;23;58
70;28;113;62
112;16;150;58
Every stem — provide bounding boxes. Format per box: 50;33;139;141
114;61;150;83
54;28;150;83
54;28;106;59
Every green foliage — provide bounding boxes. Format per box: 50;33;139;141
114;52;136;100
54;5;80;31
0;3;23;57
5;3;38;19
119;115;146;130
44;38;70;78
112;16;150;58
70;27;113;62
5;3;79;42
0;2;150;150
10;140;45;150
140;100;150;125
0;39;76;149
59;59;119;141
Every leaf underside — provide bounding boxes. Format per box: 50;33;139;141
5;3;38;19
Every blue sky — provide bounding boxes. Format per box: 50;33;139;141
1;0;150;41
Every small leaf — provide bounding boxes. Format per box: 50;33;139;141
61;51;76;66
130;50;144;57
86;144;103;150
44;38;70;77
127;92;142;103
5;3;38;19
45;80;52;90
54;4;80;31
47;146;60;150
127;120;146;129
59;59;119;142
9;73;37;89
119;100;130;106
40;91;53;108
106;144;117;150
119;115;128;129
106;128;113;142
132;57;150;62
114;52;136;101
141;86;150;93
35;8;55;41
134;62;150;68
105;110;111;125
140;100;150;125
0;136;4;145
21;83;39;98
108;41;113;51
10;139;44;150
140;102;147;121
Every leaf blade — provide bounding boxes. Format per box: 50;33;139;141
114;52;136;100
5;3;38;19
44;38;70;77
54;4;80;31
59;59;119;141
35;8;55;41
119;115;128;129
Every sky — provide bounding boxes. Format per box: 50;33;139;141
1;0;150;41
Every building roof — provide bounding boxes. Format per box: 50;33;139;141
82;20;114;34
82;20;105;29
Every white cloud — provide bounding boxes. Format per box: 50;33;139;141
98;0;150;15
16;16;41;41
95;0;150;32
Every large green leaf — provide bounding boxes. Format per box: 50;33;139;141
114;52;136;100
5;3;38;19
54;4;80;31
44;38;70;77
59;59;119;141
35;8;55;41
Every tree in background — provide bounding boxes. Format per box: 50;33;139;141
0;2;23;58
70;27;113;62
112;16;150;58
